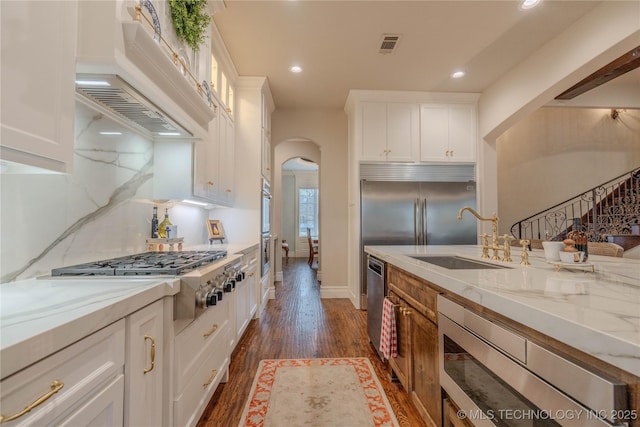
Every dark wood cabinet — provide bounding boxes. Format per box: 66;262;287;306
387;266;441;427
443;398;474;427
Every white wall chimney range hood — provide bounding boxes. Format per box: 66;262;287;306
75;1;215;140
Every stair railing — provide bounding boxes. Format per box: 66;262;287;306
510;167;640;242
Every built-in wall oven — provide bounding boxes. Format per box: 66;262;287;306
438;295;630;427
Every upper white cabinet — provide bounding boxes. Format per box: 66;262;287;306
154;105;235;207
420;104;476;163
360;102;420;162
261;92;274;180
345;90;479;166
218;108;235;205
0;0;78;173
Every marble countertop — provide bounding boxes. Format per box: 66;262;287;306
364;245;640;376
0;276;180;379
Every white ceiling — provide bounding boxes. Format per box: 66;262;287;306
212;0;637;110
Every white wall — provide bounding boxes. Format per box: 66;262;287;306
497;107;640;235
272;108;349;296
0;102;209;283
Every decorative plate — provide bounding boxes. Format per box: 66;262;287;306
202;81;213;107
140;0;161;42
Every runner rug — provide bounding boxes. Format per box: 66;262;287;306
238;357;399;427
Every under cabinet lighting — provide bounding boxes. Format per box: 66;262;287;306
158;132;181;136
182;199;209;206
99;131;122;135
75;79;111;86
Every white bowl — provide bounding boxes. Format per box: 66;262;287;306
559;251;584;263
542;241;565;261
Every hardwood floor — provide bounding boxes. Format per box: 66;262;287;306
196;257;429;427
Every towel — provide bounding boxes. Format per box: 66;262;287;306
379;297;398;359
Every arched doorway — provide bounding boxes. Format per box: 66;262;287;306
272;139;321;283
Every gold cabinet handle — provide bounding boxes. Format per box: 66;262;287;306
445;150;450;156
143;335;156;375
203;369;218;387
203;324;218;337
450;150;453;156
0;380;64;423
399;307;412;316
226;107;232;113
225;189;232;193
207;181;214;186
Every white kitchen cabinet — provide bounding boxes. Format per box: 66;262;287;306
0;321;125;426
173;297;230;427
155;97;235;207
420;104;476;163
235;250;259;347
219;109;235;205
0;0;77;173
261;92;272;179
125;300;164;427
360;102;419;162
194;112;221;202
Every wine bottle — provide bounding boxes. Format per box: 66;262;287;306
158;208;173;238
151;206;159;238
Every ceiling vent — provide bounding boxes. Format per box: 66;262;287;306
379;34;401;54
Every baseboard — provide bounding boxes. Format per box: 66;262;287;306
275;271;283;281
319;286;351;299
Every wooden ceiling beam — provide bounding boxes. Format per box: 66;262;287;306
555;46;640;100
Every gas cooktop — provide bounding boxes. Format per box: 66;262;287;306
51;250;227;276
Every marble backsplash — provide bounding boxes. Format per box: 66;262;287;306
0;102;209;283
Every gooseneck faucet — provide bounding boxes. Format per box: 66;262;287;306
457;207;501;260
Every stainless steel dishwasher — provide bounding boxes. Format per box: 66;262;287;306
366;255;386;360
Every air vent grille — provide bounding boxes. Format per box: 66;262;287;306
379;34;401;54
75;74;192;137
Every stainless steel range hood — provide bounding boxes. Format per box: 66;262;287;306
75;74;192;138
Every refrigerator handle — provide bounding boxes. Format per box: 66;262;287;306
414;198;420;245
422;198;427;245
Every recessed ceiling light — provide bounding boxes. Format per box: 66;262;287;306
99;131;122;136
451;70;466;79
289;65;303;73
520;0;541;10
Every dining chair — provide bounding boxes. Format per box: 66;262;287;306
307;228;319;267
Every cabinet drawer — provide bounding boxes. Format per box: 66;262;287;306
0;320;125;426
174;299;229;393
173;325;230;427
388;266;439;323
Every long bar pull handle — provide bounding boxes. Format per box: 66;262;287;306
203;323;218;337
414;198;420;245
0;380;64;423
203;369;218;387
422;198;428;245
143;335;156;374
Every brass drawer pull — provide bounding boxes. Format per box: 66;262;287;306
143;335;156;374
203;369;218;387
203;324;218;337
0;380;64;423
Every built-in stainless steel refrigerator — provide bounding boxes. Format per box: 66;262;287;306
362;179;477;358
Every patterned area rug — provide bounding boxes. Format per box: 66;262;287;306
238;357;399;427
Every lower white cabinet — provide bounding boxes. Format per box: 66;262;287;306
125;300;165;427
0;321;125;426
173;296;231;427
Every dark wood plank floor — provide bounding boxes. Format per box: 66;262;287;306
197;257;428;427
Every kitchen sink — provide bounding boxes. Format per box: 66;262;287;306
408;255;511;270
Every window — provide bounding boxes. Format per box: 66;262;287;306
298;188;318;237
210;54;218;91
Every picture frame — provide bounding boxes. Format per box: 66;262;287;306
207;220;225;243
